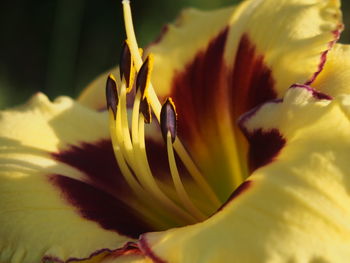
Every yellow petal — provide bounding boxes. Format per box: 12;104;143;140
1;93;109;151
148;0;342;97
313;43;350;96
0;94;147;262
146;6;234;97
139;86;350;262
143;0;342;200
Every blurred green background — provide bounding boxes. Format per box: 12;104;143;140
0;0;349;109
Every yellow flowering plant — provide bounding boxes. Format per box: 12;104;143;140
1;0;350;262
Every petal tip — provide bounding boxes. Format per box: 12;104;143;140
290;84;333;101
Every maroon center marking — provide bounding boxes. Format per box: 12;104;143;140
52;140;128;196
50;139;193;238
247;128;286;172
170;31;277;177
51;139;184;238
229;34;276;120
171;28;229;145
50;174;152;239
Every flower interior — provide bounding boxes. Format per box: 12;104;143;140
105;0;249;230
1;0;348;261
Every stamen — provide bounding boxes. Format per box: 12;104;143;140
119;40;135;92
106;76;143;195
105;0;226;226
122;0;143;69
136;55;153;123
107;73;197;226
160;98;177;144
107;90;183;229
131;55;153;147
167;132;206;221
160;99;206;220
110;77;195;225
136;114;197;224
122;59;198;224
136;55;153;99
106;74;118;118
131;90;142;148
122;0;221;207
118;82;135;166
140;97;152;124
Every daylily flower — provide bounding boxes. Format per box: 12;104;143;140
1;0;349;262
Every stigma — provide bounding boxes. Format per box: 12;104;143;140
104;0;221;225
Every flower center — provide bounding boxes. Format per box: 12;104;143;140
105;0;229;228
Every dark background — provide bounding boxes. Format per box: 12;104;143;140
0;0;349;108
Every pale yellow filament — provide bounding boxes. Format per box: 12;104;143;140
118;82;135;167
136;114;197;224
108;109;144;195
131;91;141;147
167;132;207;221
